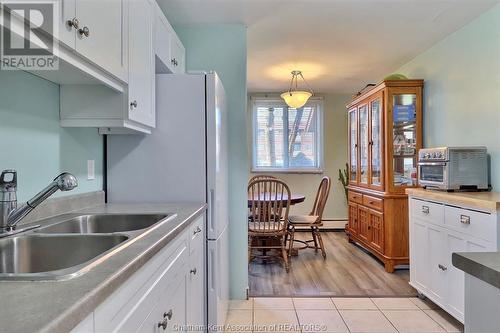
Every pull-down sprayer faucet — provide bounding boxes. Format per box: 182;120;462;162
0;170;78;234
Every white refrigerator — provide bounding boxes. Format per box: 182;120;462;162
106;72;229;332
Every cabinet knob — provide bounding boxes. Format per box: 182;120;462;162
78;26;90;37
171;58;178;66
67;17;79;29
190;268;197;275
130;100;138;109
157;310;173;330
421;206;430;214
193;226;202;235
438;264;448;271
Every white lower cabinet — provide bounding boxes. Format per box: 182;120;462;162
409;197;498;323
71;216;205;333
187;218;205;332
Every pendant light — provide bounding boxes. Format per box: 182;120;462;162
281;70;314;109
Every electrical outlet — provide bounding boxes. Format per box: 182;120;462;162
87;160;95;180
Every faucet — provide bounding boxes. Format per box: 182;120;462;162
0;170;78;233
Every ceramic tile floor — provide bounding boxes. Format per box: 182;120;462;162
225;297;464;333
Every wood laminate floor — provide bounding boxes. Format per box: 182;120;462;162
249;231;416;297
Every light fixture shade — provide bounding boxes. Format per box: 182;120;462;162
280;90;312;109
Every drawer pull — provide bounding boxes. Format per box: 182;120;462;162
421;206;430;214
190;268;197;275
438;264;448;271
460;215;471;225
193;226;202;235
158;310;173;330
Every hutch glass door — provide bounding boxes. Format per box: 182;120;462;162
370;98;383;188
348;108;358;183
392;94;417;187
359;104;369;185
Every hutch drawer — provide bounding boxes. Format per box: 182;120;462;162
363;195;383;211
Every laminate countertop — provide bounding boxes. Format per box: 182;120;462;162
453;252;500;290
406;188;500;212
0;203;206;333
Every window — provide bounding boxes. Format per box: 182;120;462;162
252;98;323;173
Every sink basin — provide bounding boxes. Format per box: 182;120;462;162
0;234;128;280
37;214;168;234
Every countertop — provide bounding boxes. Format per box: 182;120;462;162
452;252;500;289
406;188;500;212
0;203;206;333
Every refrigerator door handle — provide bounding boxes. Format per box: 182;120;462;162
209;189;215;235
209;247;216;291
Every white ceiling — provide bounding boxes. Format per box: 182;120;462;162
158;0;498;94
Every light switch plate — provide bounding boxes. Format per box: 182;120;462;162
87;160;95;180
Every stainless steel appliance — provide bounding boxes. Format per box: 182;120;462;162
418;147;489;191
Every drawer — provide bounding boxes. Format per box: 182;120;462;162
444;206;495;242
363;195;383;211
189;216;204;255
410;198;444;224
94;232;188;333
348;191;363;204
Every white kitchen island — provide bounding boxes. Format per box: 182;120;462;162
406;188;500;324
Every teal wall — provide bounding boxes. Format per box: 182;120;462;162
0;71;103;202
395;4;500;189
176;25;249;299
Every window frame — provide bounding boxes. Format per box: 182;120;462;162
251;96;324;174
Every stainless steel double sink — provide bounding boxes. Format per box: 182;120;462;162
0;213;172;281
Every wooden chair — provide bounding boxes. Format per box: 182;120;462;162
249;174;277;184
288;176;331;259
248;178;291;272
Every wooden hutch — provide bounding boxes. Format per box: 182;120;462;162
346;80;423;272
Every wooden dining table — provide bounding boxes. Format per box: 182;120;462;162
247;193;306;208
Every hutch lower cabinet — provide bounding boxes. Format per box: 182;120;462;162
346;80;424;272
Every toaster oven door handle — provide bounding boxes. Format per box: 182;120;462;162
418;162;447;166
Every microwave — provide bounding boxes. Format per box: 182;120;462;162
418;147;489;191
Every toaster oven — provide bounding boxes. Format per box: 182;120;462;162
418;147;489;191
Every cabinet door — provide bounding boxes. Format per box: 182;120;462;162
348;203;359;235
187;219;205;332
444;230;492;321
387;87;422;193
358;104;369;186
75;0;126;80
358;206;371;243
369;209;384;253
58;0;77;48
369;94;384;190
128;0;155;127
348;108;358;184
428;224;447;305
137;274;187;333
170;35;185;74
410;218;430;292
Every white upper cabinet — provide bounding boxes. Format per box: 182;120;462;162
60;0;186;133
154;2;185;74
128;0;155;127
58;0;77;48
73;0;128;81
